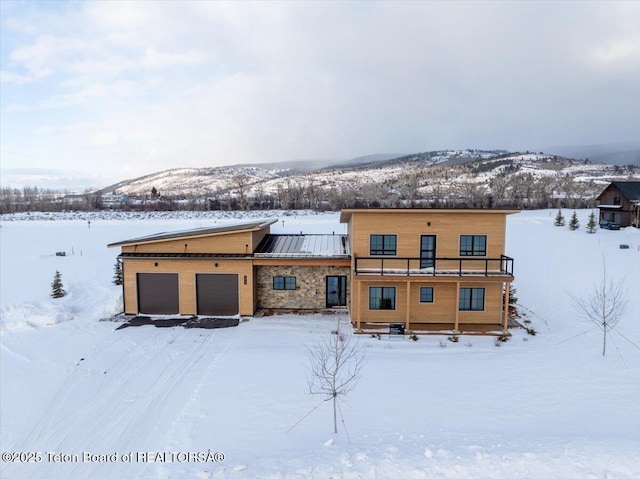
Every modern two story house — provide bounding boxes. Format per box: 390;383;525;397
108;208;517;334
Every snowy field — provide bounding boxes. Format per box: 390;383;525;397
1;209;639;479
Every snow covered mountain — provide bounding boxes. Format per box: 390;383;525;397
96;149;639;203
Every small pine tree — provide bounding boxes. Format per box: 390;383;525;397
51;270;66;298
554;208;565;227
112;261;123;286
587;211;597;233
508;286;518;304
569;210;580;230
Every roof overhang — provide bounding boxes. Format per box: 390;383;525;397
108;219;277;248
339;208;520;223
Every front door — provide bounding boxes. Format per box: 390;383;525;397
326;276;347;308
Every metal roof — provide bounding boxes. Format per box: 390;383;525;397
254;234;350;258
108;219;277;247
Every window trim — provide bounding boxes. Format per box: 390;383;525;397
273;276;296;290
369;286;396;310
459;235;487;256
420;286;434;303
369;234;397;256
459;287;485;311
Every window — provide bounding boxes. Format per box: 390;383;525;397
370;235;397;255
369;287;396;310
460;235;487;256
420;235;436;268
420;287;434;303
273;276;296;290
459;287;485;311
613;196;621;205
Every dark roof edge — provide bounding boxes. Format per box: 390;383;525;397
108;218;277;247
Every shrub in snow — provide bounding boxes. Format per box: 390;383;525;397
447;335;459;343
569;210;580;230
554;209;565;227
50;270;66;299
586;211;597;233
494;333;510;346
409;334;419;341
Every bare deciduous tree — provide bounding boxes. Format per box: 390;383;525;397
231;172;251;210
568;264;629;356
307;321;366;434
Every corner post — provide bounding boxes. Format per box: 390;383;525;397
502;281;510;332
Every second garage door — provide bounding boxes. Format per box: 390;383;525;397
196;274;239;316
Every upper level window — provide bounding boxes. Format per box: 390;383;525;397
273;276;296;290
460;235;487;256
370;234;397;255
613;196;621;205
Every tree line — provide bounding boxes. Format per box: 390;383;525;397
0;169;629;214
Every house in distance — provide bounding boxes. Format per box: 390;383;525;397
596;181;640;228
108;208;518;334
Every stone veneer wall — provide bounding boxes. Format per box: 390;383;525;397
256;265;350;310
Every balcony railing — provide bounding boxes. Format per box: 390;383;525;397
354;255;514;277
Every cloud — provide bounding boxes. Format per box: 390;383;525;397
1;1;639;186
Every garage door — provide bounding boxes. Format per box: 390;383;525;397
137;273;179;314
196;274;239;316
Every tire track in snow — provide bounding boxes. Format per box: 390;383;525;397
9;326;139;451
162;328;238;450
3;326;223;479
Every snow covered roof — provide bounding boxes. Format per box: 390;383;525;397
108;219;277;247
254;234;350;258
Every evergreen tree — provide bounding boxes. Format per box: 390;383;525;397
569;210;580;230
554;208;565;227
112;261;123;286
586;211;597;233
51;270;66;298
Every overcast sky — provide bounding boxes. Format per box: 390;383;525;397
1;1;639;189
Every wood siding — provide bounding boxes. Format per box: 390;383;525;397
121;230;255;254
353;278;505;326
342;209;516;331
346;210;509;259
122;258;254;315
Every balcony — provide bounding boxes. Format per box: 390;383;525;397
354;255;514;277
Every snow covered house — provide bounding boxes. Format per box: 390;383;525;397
108;208;517;333
596;181;640;228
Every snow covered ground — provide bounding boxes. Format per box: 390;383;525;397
1;209;639;479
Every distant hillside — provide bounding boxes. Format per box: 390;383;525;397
541;141;640;166
95;149;640;210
